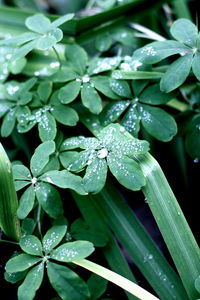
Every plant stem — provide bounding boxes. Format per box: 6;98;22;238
73;259;160;300
52;46;62;70
135;153;200;299
0;143;21;241
166;99;188;112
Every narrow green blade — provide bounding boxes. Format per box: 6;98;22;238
0;143;20;241
135;153;200;299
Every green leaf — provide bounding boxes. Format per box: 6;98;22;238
133;40;190;64
12;164;31;180
0;101;12;117
50;240;94;262
88;57;121;75
192;52;200;81
12;40;36;61
170;18;198;47
139;104;177;141
65;44;88;75
100;101;130;126
185;114;200;159
30;141;55;177
81;83;102;114
110;79;132;98
121;105;140;137
59;151;80;169
36;182;63;219
36;35;57;51
66;150;95;172
112;28;135;46
195;276;200;293
0;32;38;47
38;111;57;142
139;83;175;105
43;225;67;253
1;109;16;137
4;270;27;284
6;254;41;273
9;57;27;74
47;261;90;300
107;153;145;191
160;54;193;92
40;170;87;195
21;218;35;236
17;185;35;219
50;14;74;29
19;77;37;94
49;68;77;83
58;81;81;104
61;137;100;151
20;235;43;256
25;14;51;34
99;123;149;155
52;105;79;126
71;218;108;247
95;33;112;52
18;263;44;300
87;273;108;300
37;81;52;103
15;180;31;191
91;76;120;100
83;158;108;194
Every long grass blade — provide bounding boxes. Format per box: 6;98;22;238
72;191;138;300
135;153;200;299
0;142;20;241
73;259;159;300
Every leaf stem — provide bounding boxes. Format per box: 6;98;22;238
52;46;62;70
73;259;160;300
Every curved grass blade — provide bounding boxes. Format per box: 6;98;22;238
73;259;159;300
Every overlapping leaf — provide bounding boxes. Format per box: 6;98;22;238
60;124;149;193
5;225;94;300
133;19;200;92
52;44;121;114
100;80;177;141
0;13;74;61
13;141;87;219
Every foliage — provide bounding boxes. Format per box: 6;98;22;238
0;1;200;300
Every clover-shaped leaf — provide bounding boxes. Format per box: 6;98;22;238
54;44;120;114
13;141;86;219
0;78;37;137
17;88;79;142
61;124;149;193
100;80;177;141
0;46;26;83
0;13;74;61
133;19;200;92
5;226;93;300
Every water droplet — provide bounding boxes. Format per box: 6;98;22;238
193;158;199;163
196;124;200;130
82;75;90;83
97;148;108;159
177;211;181;216
31;177;37;184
